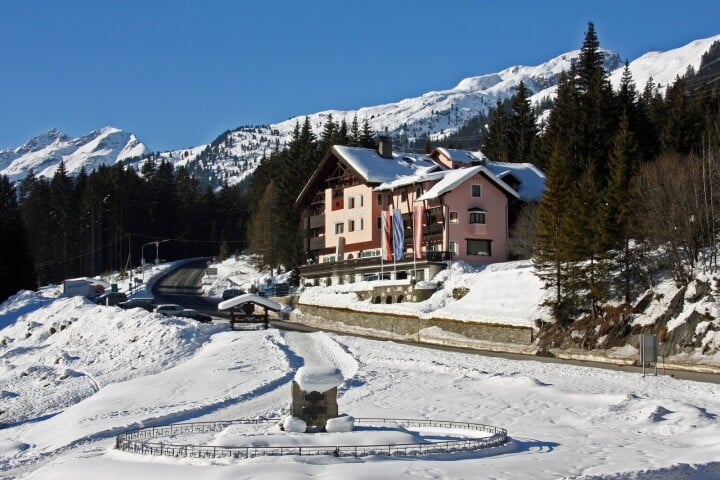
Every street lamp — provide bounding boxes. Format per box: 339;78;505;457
141;239;171;283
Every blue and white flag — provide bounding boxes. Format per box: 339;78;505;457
392;208;404;262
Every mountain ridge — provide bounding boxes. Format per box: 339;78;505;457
2;34;718;187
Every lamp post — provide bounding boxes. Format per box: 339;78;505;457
141;239;171;283
155;239;170;266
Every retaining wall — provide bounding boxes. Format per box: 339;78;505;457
293;303;534;345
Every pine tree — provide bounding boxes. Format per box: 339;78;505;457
508;81;538;162
350;114;361;146
359;118;376;148
0;175;36;301
534;143;574;322
539;69;580;175
333;118;350;146
606;113;639;303
576;21;616;180
49;161;74;279
563;166;611;318
482;101;511;162
248;181;283;274
318;114;337;154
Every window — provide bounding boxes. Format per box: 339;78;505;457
469;210;486;224
400;190;407;202
377;194;383;205
359;195;364;207
415;186;422;197
377;216;381;230
449;241;459;255
334;223;344;234
449;211;459;224
360;218;364;230
348;196;355;209
348;220;355;232
471;184;482;197
467;239;491;256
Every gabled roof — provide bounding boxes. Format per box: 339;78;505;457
217;293;282;312
294;145;440;207
415;165;519;201
333;145;439;183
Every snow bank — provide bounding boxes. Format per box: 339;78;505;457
325;414;355;433
298;260;549;328
0;291;220;425
283;416;307;433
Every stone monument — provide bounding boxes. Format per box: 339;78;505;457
290;366;344;430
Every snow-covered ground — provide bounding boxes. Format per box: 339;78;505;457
2;257;720;479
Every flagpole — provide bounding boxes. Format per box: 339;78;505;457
412;207;417;281
380;209;385;280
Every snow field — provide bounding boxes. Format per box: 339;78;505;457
3;255;720;478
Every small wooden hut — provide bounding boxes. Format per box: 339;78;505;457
217;293;282;330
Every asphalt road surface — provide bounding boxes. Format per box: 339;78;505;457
152;259;221;314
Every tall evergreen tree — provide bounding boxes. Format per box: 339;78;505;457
563;166;611;318
482;101;511;162
248;181;283;274
0;175;36;301
333;118;350;146
359;118;376;148
576;21;616;180
318;114;337;155
606;113;639;303
534;143;574;321
49;161;74;279
508;81;538;162
350;114;361;146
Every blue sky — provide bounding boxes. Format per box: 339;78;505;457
1;0;719;152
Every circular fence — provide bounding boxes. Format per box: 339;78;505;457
115;417;508;459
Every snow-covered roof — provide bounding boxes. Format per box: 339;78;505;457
484;160;546;202
217;293;282;312
432;147;546;202
374;169;447;191
434;147;489;164
294;366;344;392
415;165;519;201
333;145;439;184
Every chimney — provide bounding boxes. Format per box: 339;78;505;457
378;136;393;159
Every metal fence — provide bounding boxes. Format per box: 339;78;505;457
116;417;508;459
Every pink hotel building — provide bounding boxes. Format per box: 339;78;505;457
295;138;545;286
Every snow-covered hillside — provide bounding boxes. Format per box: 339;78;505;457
0;127;148;182
2;35;719;187
155;126;286;188
2;257;720;479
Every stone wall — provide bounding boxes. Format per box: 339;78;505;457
294;303;534;345
355;285;437;304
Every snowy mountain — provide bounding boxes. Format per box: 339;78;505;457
152;126;285;188
2;34;719;187
0;126;149;182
